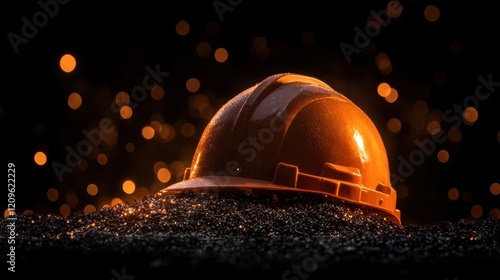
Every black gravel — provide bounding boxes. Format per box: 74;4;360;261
1;189;499;280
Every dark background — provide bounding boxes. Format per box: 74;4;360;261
2;0;499;225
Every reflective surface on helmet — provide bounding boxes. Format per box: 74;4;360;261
275;97;391;191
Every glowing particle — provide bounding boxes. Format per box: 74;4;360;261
471;204;483;219
253;36;267;48
47;188;59;202
181;122;195;137
197;41;212;57
68;92;82;110
4;209;14;218
387;118;401;133
377;82;391;97
60;54;76;73
386;0;403;18
214;48;228;63
134;187;150;199
23;210;33;215
59;204;71;216
157;167;172;183
385;88;398;103
489;208;500;220
251;37;270;60
463;107;478;125
154;161;167;173
84;205;96;214
424;5;440;22
186;78;200;93
120;105;133;119
151;86;164;100
142;126;155;140
170;161;186;180
437;150;449;163
111;198;123;206
375;53;392;75
426;120;441;135
122;180;136;194
125;142;135;152
87;184;98;196
115;91;130;106
96;153;108;165
150;121;162;133
78;159;88;171
160;124;175;141
490;182;500;195
448;188;459;201
413;100;429;117
176;20;190;36
34;151;47;166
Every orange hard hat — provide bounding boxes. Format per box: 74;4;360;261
162;73;401;225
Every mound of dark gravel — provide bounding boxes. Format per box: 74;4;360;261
2;189;499;280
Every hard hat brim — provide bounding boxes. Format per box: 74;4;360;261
161;176;402;225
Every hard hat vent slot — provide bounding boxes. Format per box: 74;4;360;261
272;162;298;188
338;182;362;202
183;168;191;181
321;163;361;184
376;182;392;195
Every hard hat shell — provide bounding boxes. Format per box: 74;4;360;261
163;73;401;225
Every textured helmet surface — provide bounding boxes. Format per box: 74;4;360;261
164;73;401;224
